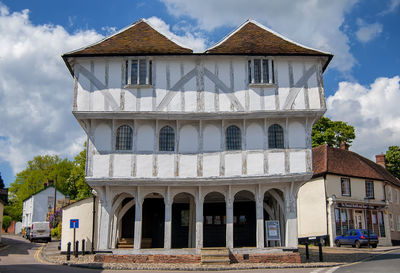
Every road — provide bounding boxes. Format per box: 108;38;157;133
334;248;400;273
1;235;397;273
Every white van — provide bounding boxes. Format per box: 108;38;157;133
30;221;51;242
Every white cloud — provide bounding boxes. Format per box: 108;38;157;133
146;16;207;53
161;0;357;72
326;76;400;159
379;0;400;15
0;4;209;175
355;19;383;43
0;3;103;173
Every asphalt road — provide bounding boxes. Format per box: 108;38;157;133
4;234;398;273
333;248;400;273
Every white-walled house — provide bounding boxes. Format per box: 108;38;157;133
22;186;65;228
61;197;98;252
297;144;400;246
62;19;332;263
0;199;4;242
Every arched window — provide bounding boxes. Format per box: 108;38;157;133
268;124;284;148
226;125;241;150
159;126;175;151
116;125;133;150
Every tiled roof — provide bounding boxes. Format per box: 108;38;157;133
63;19;193;57
313;144;400;186
206;20;332;57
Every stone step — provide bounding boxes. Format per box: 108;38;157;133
200;247;230;265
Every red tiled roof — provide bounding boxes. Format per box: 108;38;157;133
313;144;400;186
63;19;192;57
206;20;332;57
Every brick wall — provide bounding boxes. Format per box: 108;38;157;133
94;252;301;264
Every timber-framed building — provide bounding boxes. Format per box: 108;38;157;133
63;19;332;262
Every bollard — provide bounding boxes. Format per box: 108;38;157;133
75;241;79;258
66;242;71;261
82;239;85;256
305;242;309;260
318;242;323;262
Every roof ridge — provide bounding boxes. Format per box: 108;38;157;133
205;19;332;55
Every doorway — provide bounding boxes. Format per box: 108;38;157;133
354;210;364;229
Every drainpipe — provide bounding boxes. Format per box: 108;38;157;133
92;195;96;253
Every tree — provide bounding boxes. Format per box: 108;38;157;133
66;142;91;200
2;215;12;232
385;146;400;180
0;172;4;189
312;117;355;148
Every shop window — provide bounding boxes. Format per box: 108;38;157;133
365;180;374;199
116;125;133;150
389;213;394;231
341;178;351;196
378;211;386;237
397;215;400;232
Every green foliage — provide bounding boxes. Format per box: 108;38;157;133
385;146;400;180
2;215;12;231
51;222;61;239
6;143;91;220
312;117;356;148
67;143;92;200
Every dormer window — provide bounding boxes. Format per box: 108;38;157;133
125;58;152;86
248;58;275;85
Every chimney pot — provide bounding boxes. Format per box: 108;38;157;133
375;154;386;168
340;141;349;150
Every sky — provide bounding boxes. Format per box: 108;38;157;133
0;0;399;187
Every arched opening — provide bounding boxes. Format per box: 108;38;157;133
263;189;285;247
171;193;196;248
233;190;256;247
203;192;226;247
110;194;135;249
141;193;165;248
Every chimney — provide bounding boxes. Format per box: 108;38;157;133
340;141;349;150
375;154;386;168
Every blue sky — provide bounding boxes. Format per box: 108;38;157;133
0;0;399;187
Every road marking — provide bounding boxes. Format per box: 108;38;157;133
34;243;50;264
324;266;340;273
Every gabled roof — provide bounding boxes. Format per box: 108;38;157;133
313;144;400;186
63;19;193;58
22;185;66;202
206;20;332;70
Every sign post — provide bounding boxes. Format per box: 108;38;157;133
265;220;281;247
70;219;79;254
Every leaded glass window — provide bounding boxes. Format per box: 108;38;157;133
125;59;152;85
226;125;241;150
159;126;175;151
116;125;133;150
268;124;283;148
248;58;274;84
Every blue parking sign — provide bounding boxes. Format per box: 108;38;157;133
70;219;79;228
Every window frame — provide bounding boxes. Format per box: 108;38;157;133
268;124;284;149
248;58;275;86
159;125;175;152
341;178;351;197
115;125;133;151
124;58;153;87
365;180;375;199
389;213;394;231
225;125;242;151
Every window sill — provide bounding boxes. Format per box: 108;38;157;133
124;84;153;89
248;83;277;88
